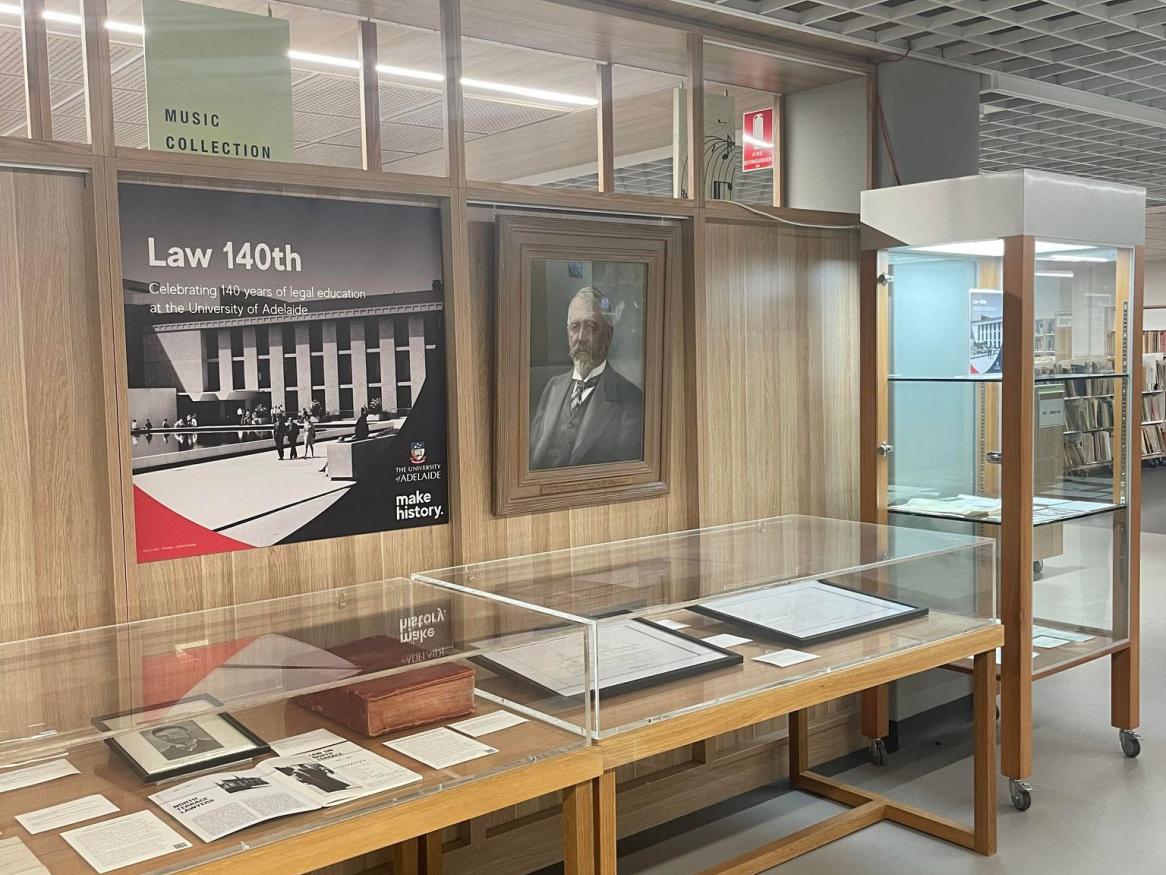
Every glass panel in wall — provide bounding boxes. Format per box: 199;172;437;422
459;35;596;188
610;62;685;199
699;80;779;205
0;4;26;139
375;8;446;177
38;0;88;142
110;0;364;169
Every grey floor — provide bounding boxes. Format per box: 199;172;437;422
620;531;1166;874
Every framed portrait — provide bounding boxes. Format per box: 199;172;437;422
494;215;680;515
94;693;269;784
690;579;929;648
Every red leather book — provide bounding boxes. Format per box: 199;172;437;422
294;636;475;737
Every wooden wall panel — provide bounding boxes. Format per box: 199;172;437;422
701;219;861;525
0;168;118;640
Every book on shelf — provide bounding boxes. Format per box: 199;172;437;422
1142;423;1166;458
1064;431;1112;468
1142;353;1166;393
1033;357;1114;378
1142;392;1165;423
1144;331;1166;355
1064;396;1114;431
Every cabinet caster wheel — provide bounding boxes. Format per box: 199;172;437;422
869;738;887;767
1009;779;1033;812
1120;729;1142;758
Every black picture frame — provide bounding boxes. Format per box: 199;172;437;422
93;693;269;784
475;617;743;702
690;579;929;648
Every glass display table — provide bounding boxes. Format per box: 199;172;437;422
0;579;599;874
416;515;1003;871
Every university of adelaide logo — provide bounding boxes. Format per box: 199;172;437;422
409;441;426;464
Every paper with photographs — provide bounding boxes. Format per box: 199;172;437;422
150;742;421;842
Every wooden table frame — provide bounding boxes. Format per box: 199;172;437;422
580;625;1003;874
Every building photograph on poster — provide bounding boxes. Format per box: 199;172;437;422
119;184;448;563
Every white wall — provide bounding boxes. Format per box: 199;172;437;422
784;77;868;213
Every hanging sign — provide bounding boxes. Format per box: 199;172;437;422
143;0;294;162
741;107;775;173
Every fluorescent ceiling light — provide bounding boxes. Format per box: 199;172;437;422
1042;254;1111;263
0;4;21;16
741;133;773;149
287;50;595;107
461;76;596;106
37;9;142;33
376;63;443;83
107;20;144;34
1036;270;1074;278
914;241;1098;258
288;49;360;70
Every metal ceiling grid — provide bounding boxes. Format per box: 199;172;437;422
980;91;1166;205
715;0;1166;110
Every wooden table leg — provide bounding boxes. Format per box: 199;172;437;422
973;650;998;856
391;837;421;875
563;779;597;875
593;771;618;875
420;830;443;875
788;709;808;789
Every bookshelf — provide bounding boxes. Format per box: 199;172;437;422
860;171;1144;815
1140;340;1166;465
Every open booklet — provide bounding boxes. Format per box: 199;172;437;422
150;741;422;843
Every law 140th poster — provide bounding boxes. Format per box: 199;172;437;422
119;183;449;563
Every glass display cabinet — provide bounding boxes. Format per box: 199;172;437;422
414;515;998;742
0;579;594;874
860;170;1146;811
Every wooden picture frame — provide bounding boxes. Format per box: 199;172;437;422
494;215;679;516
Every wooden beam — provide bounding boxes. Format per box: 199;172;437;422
21;0;52;140
1113;244;1143;730
440;0;466;186
596;62;615;193
81;0;116;155
999;234;1035;781
593;772;617;875
772;93;783;208
686;32;704;205
787;709;808;783
358;20;382;172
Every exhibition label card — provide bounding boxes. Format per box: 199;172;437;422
703;634;752;649
385;728;498;769
16;794;119;834
61;810;192;873
450;711;528;738
654;619;690;631
269;728;346;756
0;836;49;874
0;758;79;793
1032;635;1071;649
1033;625;1093;644
754;649;819;669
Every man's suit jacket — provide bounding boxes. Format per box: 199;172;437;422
529;364;644;469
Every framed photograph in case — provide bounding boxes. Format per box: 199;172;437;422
94;694;269;784
691;579;928;647
476;617;742;700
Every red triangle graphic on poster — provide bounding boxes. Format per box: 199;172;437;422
134;485;252;563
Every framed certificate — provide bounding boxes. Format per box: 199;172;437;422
477;618;742;699
691;579;928;647
94;694;269;784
